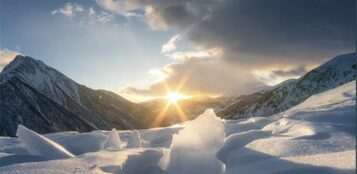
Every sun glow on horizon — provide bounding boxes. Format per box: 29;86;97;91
166;92;190;103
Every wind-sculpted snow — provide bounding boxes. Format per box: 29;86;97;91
0;81;355;174
166;109;225;174
16;125;74;159
126;130;142;148
102;128;122;151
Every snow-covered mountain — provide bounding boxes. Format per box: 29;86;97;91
218;53;356;119
0;55;154;136
0;80;355;173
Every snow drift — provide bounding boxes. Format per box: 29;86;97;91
16;125;74;159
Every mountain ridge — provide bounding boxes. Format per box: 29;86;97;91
0;55;154;136
217;52;356;119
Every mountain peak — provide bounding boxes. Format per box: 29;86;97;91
0;55;56;87
1;55;43;74
0;55;83;108
0;54;154;136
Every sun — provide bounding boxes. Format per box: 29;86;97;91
166;92;189;103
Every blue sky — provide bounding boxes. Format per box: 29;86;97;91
1;0;355;102
1;0;178;92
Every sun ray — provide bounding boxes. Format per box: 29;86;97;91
152;102;170;127
152;73;192;127
173;101;188;122
175;70;191;92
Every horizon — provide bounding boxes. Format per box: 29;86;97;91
0;0;355;102
1;51;355;104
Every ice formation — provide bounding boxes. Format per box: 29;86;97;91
166;109;225;174
102;128;122;151
126;130;142;148
16;125;74;159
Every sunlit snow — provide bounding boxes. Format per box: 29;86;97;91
0;81;355;174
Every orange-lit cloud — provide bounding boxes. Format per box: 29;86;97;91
110;0;354;102
167;47;223;61
119;58;268;100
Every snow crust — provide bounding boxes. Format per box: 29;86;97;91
0;81;355;174
16;125;74;159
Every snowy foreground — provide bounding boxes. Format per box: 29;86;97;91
0;81;355;174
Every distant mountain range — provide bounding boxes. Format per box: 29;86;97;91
0;56;154;136
216;53;356;119
0;53;355;136
143;53;356;124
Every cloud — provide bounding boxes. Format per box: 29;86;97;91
96;0;126;14
161;35;181;53
52;3;115;25
148;68;170;82
52;3;84;17
0;49;22;71
119;0;354;100
254;66;308;86
187;0;355;65
271;66;307;77
167;47;223;61
88;7;96;16
95;0;354;62
120;58;267;97
95;0;143;17
94;0;220;29
93;11;114;23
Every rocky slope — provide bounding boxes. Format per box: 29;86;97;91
0;56;154;136
218;53;356;119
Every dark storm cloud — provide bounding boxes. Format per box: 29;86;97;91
126;0;219;29
188;0;355;65
125;0;355;63
117;0;355;98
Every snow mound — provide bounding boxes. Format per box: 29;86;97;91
45;131;107;155
166;109;225;174
126;130;142;148
217;130;271;164
102;128;122;151
16;125;74;159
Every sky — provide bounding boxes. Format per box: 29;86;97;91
0;0;355;102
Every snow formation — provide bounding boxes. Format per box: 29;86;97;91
102;128;122;151
16;125;74;159
126;130;142;148
166;109;225;174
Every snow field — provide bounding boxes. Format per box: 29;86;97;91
0;81;355;174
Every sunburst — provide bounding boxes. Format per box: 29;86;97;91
152;79;191;127
166;92;189;103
